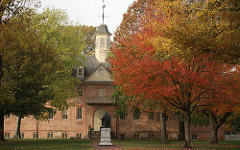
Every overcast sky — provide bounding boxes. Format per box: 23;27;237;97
39;0;136;35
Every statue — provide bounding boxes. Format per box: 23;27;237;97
101;111;111;128
99;111;113;146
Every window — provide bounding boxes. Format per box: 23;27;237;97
133;109;140;120
107;37;110;49
5;114;10;119
192;134;198;141
62;133;68;139
100;38;105;47
149;134;154;140
98;68;104;75
76;134;82;139
134;134;139;140
4;133;10;139
62;109;68;120
149;112;154;120
120;134;125;140
119;113;126;120
20;133;25;139
96;38;99;47
98;88;105;98
48;108;54;120
33;133;39;139
77;108;82;119
78;87;83;96
47;133;54;139
78;67;84;78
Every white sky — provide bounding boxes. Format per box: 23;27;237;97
39;0;136;35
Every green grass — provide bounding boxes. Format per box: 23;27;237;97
0;139;92;150
0;139;240;150
112;140;240;149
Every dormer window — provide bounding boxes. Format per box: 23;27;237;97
77;67;84;78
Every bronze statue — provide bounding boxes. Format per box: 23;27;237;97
101;111;111;128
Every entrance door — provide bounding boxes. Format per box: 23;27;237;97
93;108;107;131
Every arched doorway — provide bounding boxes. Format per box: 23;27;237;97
93;108;107;131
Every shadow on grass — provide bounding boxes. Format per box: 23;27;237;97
0;139;92;150
1;139;240;150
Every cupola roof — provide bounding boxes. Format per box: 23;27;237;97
95;24;112;35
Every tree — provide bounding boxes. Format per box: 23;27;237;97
204;67;240;144
34;8;96;107
110;0;240;148
1;8;59;139
9;8;96;139
154;0;240;64
0;0;40;141
153;0;240;145
225;110;240;134
113;86;170;143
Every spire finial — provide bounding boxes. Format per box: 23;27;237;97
102;0;106;24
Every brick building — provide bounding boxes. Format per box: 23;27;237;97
4;23;224;141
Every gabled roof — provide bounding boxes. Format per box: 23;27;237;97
83;63;113;84
83;55;111;80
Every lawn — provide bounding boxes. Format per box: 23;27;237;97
0;139;240;150
113;140;240;149
0;139;92;150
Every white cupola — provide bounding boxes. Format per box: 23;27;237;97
95;24;112;62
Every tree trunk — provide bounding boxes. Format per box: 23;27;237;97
14;116;21;139
209;113;218;144
184;111;191;148
209;111;231;144
178;115;185;140
160;112;168;143
0;111;5;141
0;53;5;141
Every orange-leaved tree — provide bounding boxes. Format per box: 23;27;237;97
202;66;240;144
110;0;240;148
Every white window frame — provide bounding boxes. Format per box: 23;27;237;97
20;133;25;139
62;109;68;120
77;108;82;120
120;113;126;120
76;133;82;139
5;114;10;119
4;133;10;139
192;134;198;140
48;108;54;120
33;133;39;139
77;67;84;78
47;133;54;139
62;133;68;139
133;109;140;120
100;38;105;47
149;112;154;121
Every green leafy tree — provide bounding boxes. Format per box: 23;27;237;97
225;111;240;134
1;9;59;139
0;0;40;141
33;8;96;107
10;8;96;138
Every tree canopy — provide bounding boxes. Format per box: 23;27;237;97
110;0;240;148
0;3;96;141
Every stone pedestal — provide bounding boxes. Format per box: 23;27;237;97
98;128;113;146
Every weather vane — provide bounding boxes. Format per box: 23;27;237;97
102;0;106;24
